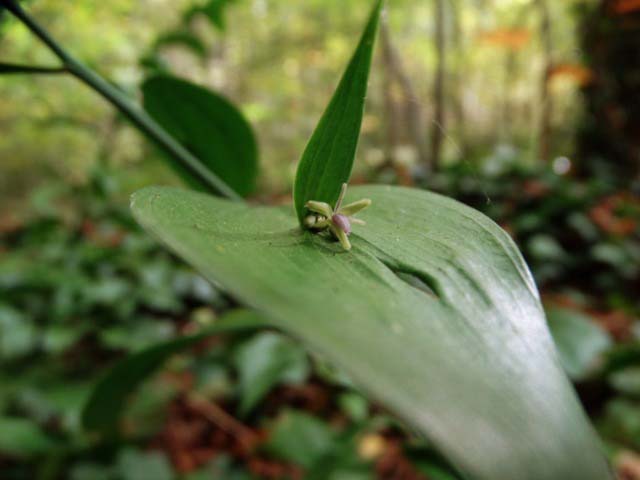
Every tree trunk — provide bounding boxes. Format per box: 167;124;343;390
537;0;553;163
450;0;468;159
500;50;517;142
379;13;430;172
430;0;446;169
379;18;402;166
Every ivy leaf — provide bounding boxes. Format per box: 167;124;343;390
293;0;382;224
129;185;612;480
82;309;265;435
547;307;613;380
0;417;53;458
233;332;310;416
117;448;174;480
609;366;640;396
265;410;335;469
142;76;258;197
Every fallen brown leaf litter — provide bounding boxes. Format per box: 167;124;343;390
147;386;433;480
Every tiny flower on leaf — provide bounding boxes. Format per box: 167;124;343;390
304;183;371;251
332;213;351;235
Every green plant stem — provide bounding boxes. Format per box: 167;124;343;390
0;62;67;74
0;0;242;202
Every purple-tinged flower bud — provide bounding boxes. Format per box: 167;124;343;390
332;214;351;235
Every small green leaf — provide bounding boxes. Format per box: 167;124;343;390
117;448;174;480
0;304;37;360
143;75;258;197
42;324;85;354
130;185;613;479
293;0;382;224
81;309;265;434
599;399;640;451
0;417;53;457
265;410;335;468
198;456;255;480
338;393;369;423
414;458;462;480
98;319;175;352
609;367;640;397
69;463;114;480
233;331;310;416
547;307;613;380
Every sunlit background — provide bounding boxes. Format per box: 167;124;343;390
0;0;598;202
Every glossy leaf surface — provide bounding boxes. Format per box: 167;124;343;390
130;184;613;480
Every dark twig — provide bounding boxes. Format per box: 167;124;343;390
0;62;67;75
0;0;241;201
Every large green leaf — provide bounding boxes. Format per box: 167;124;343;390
130;185;613;480
293;0;382;224
142;76;258;197
82;309;265;434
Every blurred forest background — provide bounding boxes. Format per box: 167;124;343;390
2;0;634;200
0;0;639;479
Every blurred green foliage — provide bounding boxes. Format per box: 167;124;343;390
1;163;637;479
0;0;590;206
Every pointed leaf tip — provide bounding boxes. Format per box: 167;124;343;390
293;0;383;225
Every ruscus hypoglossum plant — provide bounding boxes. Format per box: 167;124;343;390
0;0;614;478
